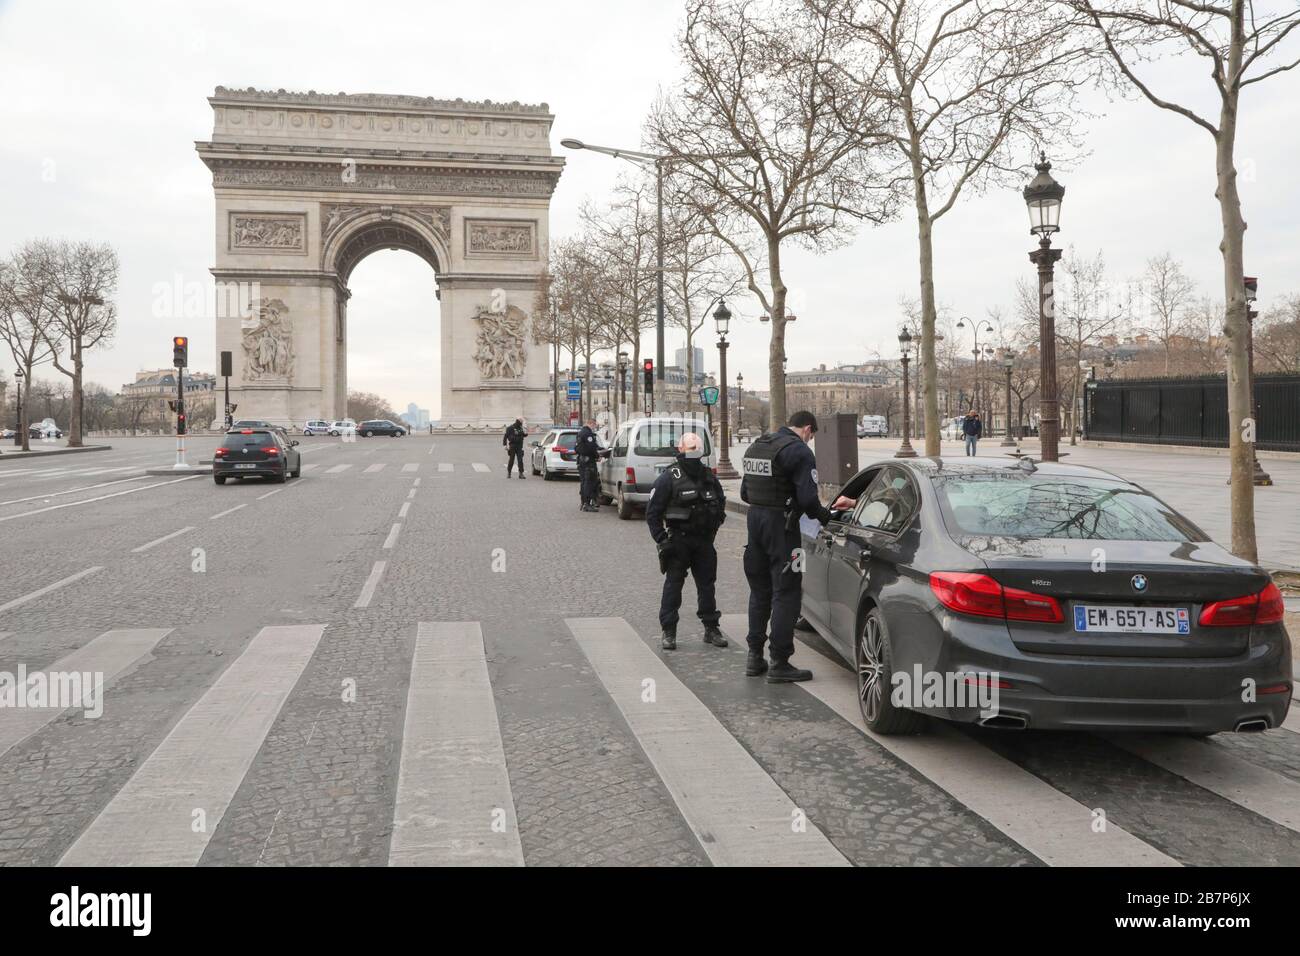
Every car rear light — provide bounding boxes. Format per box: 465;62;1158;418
626;467;636;485
215;448;228;456
1258;682;1292;696
1200;582;1286;627
929;572;1063;623
240;429;253;433
961;674;1014;690
261;447;279;454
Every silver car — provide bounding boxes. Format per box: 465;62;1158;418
530;428;580;479
599;417;714;519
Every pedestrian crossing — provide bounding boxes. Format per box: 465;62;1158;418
0;616;1295;867
0;460;512;486
294;462;502;476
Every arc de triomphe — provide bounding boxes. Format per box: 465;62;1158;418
197;87;563;428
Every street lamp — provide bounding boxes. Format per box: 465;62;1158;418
896;327;917;458
1241;276;1272;486
561;137;668;410
713;299;739;479
11;367;23;448
736;371;744;438
955;315;997;416
1024;152;1065;462
1001;350;1017;446
616;350;629;425
600;360;614;426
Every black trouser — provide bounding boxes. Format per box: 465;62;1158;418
506;447;525;474
579;460;599;504
659;533;719;631
743;506;803;662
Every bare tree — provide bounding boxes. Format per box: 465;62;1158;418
1058;248;1128;443
1254;294;1300;373
1067;0;1300;560
0;241;62;452
825;0;1091;455
1138;252;1195;374
650;0;895;427
41;240;119;446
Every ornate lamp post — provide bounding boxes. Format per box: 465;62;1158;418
956;315;997;415
12;367;23;448
1243;276;1272;486
713;299;739;478
616;350;629;426
896;327;917;459
1024;153;1065;462
736;371;744;438
1001;350;1017;446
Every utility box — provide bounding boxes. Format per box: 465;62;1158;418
814;412;859;489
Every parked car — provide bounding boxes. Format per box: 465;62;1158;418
302;419;332;436
329;419;356;437
859;415;888;438
600;417;713;520
357;420;405;437
797;456;1292;736
232;418;287;437
530;428;580;479
29;419;63;439
213;427;301;484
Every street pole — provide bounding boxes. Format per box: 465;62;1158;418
1243;279;1272;485
1031;235;1063;462
173;366;188;470
896;352;917;458
655;159;666;414
716;336;738;478
1002;358;1016;446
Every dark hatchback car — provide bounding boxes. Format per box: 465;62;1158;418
213;428;301;484
357;420;406;437
799;457;1291;736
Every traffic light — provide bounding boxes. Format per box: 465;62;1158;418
643;359;653;394
175;400;186;435
173;336;188;368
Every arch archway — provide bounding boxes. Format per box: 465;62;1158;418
198;86;564;428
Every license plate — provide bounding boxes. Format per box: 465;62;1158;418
1073;605;1190;634
233;463;258;469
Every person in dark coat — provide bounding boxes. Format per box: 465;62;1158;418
503;418;527;478
962;409;982;456
575;417;607;511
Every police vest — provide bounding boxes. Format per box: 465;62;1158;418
742;431;799;508
664;465;723;535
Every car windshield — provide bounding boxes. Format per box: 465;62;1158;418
634;422;711;457
932;472;1204;542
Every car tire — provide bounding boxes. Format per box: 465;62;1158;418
214;475;226;485
856;607;926;735
531;460;540;476
599;490;614;505
275;470;287;484
542;460;552;481
363;430;373;438
616;484;633;520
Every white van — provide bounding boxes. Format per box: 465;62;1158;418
600;416;714;520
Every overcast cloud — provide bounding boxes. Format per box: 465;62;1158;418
1;0;1296;416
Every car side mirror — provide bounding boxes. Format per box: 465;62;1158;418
289;440;299;447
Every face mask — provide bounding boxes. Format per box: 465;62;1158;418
683;448;705;460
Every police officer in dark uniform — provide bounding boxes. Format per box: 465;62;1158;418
503;418;527;478
645;432;727;650
740;410;832;682
575;417;606;511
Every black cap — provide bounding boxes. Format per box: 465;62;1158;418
788;410;818;433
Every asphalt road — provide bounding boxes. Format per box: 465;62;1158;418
0;434;1297;866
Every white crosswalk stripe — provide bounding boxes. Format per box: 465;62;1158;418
364;463;386;473
326;464;352;474
402;463;419;473
472;462;490;472
58;624;326;866
438;462;453;472
390;622;523;866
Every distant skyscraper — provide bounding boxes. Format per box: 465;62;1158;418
675;346;706;382
402;402;430;429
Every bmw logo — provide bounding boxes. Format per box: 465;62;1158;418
1131;574;1148;592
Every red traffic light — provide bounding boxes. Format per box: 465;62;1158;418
643;359;653;371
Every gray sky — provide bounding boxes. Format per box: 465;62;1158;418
2;0;1297;417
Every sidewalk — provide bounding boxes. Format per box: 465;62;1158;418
0;443;111;461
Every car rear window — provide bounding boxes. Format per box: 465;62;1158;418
224;431;276;447
634;422;711;457
933;473;1204;541
556;433;577;449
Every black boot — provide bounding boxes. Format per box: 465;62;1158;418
703;626;728;647
766;659;813;683
661;628;677;651
745;651;768;676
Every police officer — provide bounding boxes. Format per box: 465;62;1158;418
575;417;606;511
503;418;527;478
646;432;727;650
740;410;833;682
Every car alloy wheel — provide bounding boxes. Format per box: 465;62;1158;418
363;430;373;438
857;614;885;724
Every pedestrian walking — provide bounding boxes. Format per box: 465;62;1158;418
575;417;607;511
962;410;982;456
646;432;727;651
740;410;852;683
503;418;527;478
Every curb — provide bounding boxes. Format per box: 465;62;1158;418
0;444;112;461
144;466;213;476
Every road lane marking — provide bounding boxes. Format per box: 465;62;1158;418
0;475;201;524
0;567;104;615
398;502;411;518
326;464;352;474
257;487;286;500
354;561;387;608
1282;709;1300;734
438;462;453;472
412;478;421;487
131;527;194;553
389;622;523;867
58;624;326;866
566;617;849;866
0;628;171;761
0;475;150;507
427;445;435;455
1107;734;1300;833
406;488;417;499
364;463;386;473
301;463;320;472
383;523;402;549
210;503;248;520
472;463;490;472
718;614;1180;867
402;463;419;473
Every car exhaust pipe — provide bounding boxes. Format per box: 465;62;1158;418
978;713;1028;730
1233;718;1270;733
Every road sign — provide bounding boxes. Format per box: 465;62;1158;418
700;386;719;406
567;379;582;400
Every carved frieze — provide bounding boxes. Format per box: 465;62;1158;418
242;298;295;381
471;304;529;380
465;218;537;259
211;163;558;199
229;213;306;253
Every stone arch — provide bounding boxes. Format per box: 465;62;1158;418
321;207;449;283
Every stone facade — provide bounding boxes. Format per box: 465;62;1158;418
198;87;564;427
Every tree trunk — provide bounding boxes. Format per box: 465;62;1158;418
69;346;84;447
767;237;788;430
631;340;642;414
1218;11;1256;562
911;157;940;457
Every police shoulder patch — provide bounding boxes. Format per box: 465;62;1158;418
810;468;819;484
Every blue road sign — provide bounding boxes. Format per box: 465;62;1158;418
567;379;582;400
699;386;719;406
